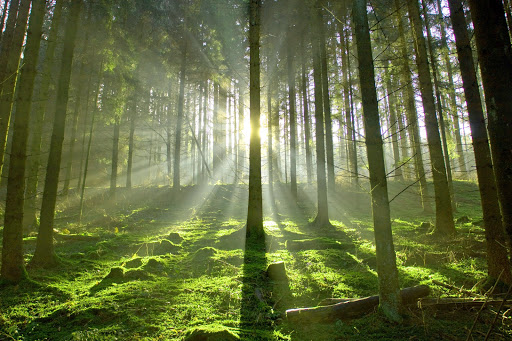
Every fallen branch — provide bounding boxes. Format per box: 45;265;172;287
286;285;430;323
432;279;476;297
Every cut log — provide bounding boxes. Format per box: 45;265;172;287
286;285;430;323
266;261;288;281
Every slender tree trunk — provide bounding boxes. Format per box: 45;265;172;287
23;0;64;229
31;0;83;267
287;25;297;198
503;0;512;39
110;116;120;196
1;0;45;283
127;100;136;189
246;0;263;238
237;81;244;183
301;38;313;185
202;81;208;183
384;60;403;181
436;0;467;178
311;2;331;228
319;14;335;193
267;64;274;190
353;0;401;321
0;0;30;176
395;0;432;212
422;0;456;211
449;0;512;285
0;0;20;80
467;0;512;251
407;0;455;235
173;43;187;191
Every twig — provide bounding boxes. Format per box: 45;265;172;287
484;283;512;341
466;270;503;341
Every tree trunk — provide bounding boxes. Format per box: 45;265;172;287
384;60;403;181
395;0;432;212
421;0;456;212
467;0;512;252
31;0;83;267
318;13;335;193
110;116;120;196
407;0;455;235
173;42;187;191
301;37;313;185
436;0;468;178
353;0;402;320
267;63;274;190
0;0;30;176
23;0;64;229
287;25;297;198
0;0;10;44
1;0;46;283
311;2;331;228
246;0;263;238
449;0;512;285
127;99;136;189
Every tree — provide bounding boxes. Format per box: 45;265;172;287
311;1;331;228
353;0;402;321
448;0;512;285
466;0;512;248
31;0;83;267
1;0;46;283
407;0;455;235
246;0;263;238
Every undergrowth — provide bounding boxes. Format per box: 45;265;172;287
0;181;510;340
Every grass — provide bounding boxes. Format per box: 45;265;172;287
0;180;510;340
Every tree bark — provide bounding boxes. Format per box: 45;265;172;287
1;0;46;282
23;0;64;229
449;0;512;283
395;0;432;212
353;0;402;320
301;37;313;185
407;0;455;235
173;42;187;190
246;0;263;238
0;0;30;176
287;23;297;198
311;2;331;228
466;0;512;251
31;0;83;267
384;60;403;181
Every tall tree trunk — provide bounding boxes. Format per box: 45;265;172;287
127;99;136;189
436;0;467;178
301;38;313;185
0;0;20;79
353;0;401;321
407;0;455;235
422;0;456;211
31;0;83;267
23;0;64;229
237;81;244;183
267;64;274;190
449;0;512;285
0;0;30;176
467;0;512;251
287;25;297;198
395;0;432;213
110;116;120;196
384;60;403;181
173;43;187;190
311;2;331;228
202;81;208;183
1;0;46;283
246;0;263;238
319;14;335;193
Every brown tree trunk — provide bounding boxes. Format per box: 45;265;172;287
301;37;313;185
1;0;46;283
449;0;512;285
246;0;263;238
287;23;297;198
467;0;512;253
173;42;187;190
407;0;455;235
31;0;83;268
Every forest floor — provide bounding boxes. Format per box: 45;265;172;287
0;180;511;340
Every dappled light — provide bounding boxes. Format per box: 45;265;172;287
1;0;512;339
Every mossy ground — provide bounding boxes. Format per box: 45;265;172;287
0;180;510;340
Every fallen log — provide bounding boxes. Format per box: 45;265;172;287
286;285;430;323
416;298;512;310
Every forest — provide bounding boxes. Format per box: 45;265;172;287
0;0;512;339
